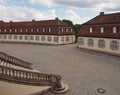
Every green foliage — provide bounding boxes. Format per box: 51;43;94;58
62;19;81;34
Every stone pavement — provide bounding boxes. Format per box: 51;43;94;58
0;43;120;95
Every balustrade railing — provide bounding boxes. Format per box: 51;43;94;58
0;52;32;70
0;65;60;86
0;52;68;94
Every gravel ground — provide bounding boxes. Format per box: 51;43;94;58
0;43;120;95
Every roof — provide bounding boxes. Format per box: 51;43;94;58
83;12;120;25
0;18;75;35
78;12;120;39
0;18;70;27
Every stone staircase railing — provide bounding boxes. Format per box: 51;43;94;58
0;52;69;94
0;52;32;70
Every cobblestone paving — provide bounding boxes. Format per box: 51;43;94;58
0;43;120;95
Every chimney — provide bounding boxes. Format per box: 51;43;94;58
100;12;104;15
32;19;35;21
55;17;59;20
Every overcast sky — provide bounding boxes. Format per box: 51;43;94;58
0;0;120;24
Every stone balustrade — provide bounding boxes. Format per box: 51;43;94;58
0;52;32;70
0;52;69;94
0;65;58;86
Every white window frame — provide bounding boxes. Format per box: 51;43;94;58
113;27;117;33
100;27;104;33
89;27;93;33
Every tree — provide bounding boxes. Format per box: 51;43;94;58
62;19;81;34
62;19;74;26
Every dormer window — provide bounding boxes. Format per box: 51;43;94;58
100;27;104;33
31;29;33;32
43;28;45;32
66;28;68;32
37;28;39;32
15;29;17;32
26;29;27;32
4;29;6;32
113;27;117;33
49;28;51;32
89;27;93;33
61;28;64;32
10;29;12;32
20;29;22;32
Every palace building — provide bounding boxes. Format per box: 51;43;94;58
78;12;120;56
0;18;75;45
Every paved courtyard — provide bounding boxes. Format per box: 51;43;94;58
0;43;120;95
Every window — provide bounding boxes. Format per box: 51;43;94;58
37;28;39;32
35;36;39;41
43;28;45;32
14;35;18;39
20;29;22;32
4;29;6;33
89;27;93;33
110;41;119;50
113;27;117;33
8;35;12;39
3;35;7;39
19;35;23;40
61;37;64;41
54;37;58;42
47;36;51;41
0;29;1;32
30;36;33;40
0;35;2;39
41;36;45;41
71;29;73;32
66;28;68;32
61;28;64;32
98;40;105;48
66;37;69;42
26;29;27;32
25;36;28;40
31;29;33;32
88;39;94;47
10;29;12;32
49;28;52;32
15;29;17;32
71;36;73;41
100;27;104;33
78;38;84;45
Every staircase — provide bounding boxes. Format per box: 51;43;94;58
0;52;69;95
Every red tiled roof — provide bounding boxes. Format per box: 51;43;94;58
78;12;120;39
0;18;75;35
83;12;120;25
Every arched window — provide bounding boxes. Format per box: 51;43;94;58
88;39;94;46
110;41;119;50
8;35;12;39
79;38;84;45
98;40;105;48
54;37;58;42
47;36;51;41
35;36;39;41
41;36;45;41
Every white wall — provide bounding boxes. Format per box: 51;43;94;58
78;37;120;56
0;34;75;45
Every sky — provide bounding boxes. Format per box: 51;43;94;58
0;0;120;24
